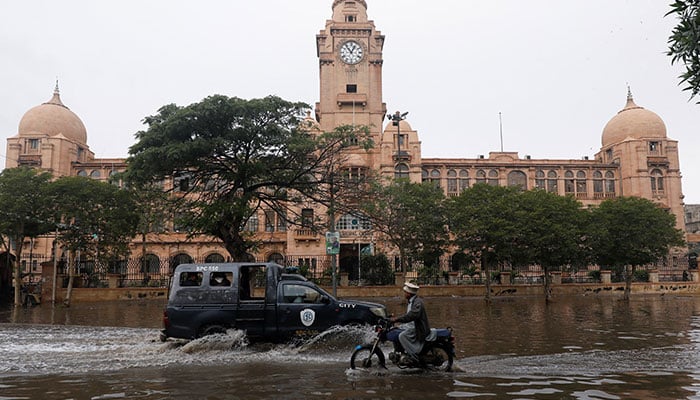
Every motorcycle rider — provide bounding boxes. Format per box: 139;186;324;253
389;282;430;364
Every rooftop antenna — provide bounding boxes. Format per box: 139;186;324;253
499;112;504;152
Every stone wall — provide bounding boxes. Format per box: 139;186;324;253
45;281;700;304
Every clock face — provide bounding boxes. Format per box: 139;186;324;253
339;41;363;64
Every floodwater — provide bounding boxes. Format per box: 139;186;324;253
2;294;700;399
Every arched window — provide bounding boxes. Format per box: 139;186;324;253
427;169;441;187
447;169;458;195
651;169;664;194
336;213;371;230
395;163;409;180
605;171;615;195
576;171;587;197
535;170;545;190
169;253;193;272
421;169;429;183
547;171;558;193
90;170;101;179
593;171;603;195
476;170;487;184
140;254;161;274
267;252;284;264
487;169;499;186
205;253;225;263
77;170;87;177
507;171;527;189
564;170;574;194
458;169;470;191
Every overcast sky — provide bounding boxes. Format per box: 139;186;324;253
1;0;698;203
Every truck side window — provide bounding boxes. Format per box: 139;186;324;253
180;272;202;287
210;272;232;287
282;284;321;304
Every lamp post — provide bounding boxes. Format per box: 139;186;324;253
386;111;408;272
387;110;408;175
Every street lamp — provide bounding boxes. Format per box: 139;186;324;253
386;111;408;271
387;111;408;171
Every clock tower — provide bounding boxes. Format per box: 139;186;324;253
315;0;387;151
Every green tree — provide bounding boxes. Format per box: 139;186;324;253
511;189;589;302
667;0;700;102
124;95;371;261
448;184;521;302
124;182;172;271
589;196;685;299
50;176;139;304
0;167;54;306
360;181;449;274
359;253;394;285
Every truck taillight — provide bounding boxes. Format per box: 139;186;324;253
162;309;170;328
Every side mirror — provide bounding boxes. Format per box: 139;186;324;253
320;295;331;304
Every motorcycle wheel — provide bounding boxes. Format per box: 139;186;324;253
350;345;385;370
423;344;453;372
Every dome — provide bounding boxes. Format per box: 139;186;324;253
601;90;666;147
18;85;87;144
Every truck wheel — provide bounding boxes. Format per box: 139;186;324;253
199;324;227;338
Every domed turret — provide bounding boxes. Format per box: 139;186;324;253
601;89;666;147
17;83;87;145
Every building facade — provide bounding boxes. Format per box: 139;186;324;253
4;0;689;281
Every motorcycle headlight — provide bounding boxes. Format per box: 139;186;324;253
370;307;387;318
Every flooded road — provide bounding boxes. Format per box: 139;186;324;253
2;294;700;399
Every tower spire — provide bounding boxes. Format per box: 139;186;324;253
627;84;633;101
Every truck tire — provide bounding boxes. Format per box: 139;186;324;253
198;324;227;338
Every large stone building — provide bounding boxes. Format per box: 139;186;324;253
4;0;689;281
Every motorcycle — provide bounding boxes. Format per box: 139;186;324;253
350;318;455;371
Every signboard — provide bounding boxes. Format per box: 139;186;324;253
325;232;340;255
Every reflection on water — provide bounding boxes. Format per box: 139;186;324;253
2;295;700;399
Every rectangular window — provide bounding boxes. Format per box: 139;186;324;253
276;211;287;232
346;84;357;93
264;210;275;232
565;179;575;194
649;141;660;154
173;172;191;192
29;139;40;149
593;180;603;193
301;209;313;228
180;272;202;287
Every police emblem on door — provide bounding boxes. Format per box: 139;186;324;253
300;309;316;327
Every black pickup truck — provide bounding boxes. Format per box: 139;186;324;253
161;262;387;342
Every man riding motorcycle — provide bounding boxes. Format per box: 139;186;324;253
389;282;429;364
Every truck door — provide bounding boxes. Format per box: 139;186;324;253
235;265;269;338
277;282;337;337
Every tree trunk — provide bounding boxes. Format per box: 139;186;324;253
13;260;21;307
482;256;491;303
623;265;633;300
12;237;24;307
64;251;74;307
543;266;553;303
